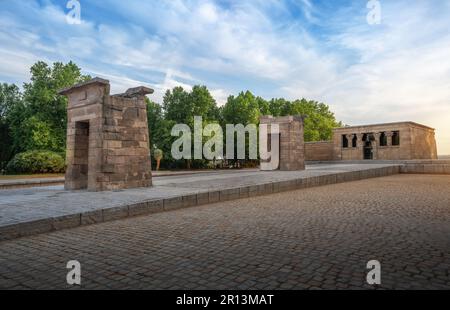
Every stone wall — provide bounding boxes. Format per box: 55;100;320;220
410;125;438;159
304;141;334;161
60;78;153;191
401;160;450;174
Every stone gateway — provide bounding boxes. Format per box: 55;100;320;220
259;115;305;171
59;78;153;191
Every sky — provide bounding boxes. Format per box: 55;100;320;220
0;0;449;154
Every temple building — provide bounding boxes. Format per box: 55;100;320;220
305;122;438;161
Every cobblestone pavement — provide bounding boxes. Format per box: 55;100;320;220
0;163;398;233
0;174;449;290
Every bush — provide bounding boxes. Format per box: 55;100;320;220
6;150;65;174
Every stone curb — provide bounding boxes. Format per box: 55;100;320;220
0;170;249;190
400;163;450;174
0;165;402;242
0;178;65;190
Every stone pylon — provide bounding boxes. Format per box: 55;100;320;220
59;78;153;191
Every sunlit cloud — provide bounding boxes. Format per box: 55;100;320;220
0;0;449;153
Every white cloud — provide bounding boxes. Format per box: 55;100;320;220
314;1;450;154
197;2;219;23
210;88;228;106
0;0;449;153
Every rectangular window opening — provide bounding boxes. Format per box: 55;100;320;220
342;135;348;148
392;131;400;146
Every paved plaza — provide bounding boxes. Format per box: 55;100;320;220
0;174;449;289
0;163;400;240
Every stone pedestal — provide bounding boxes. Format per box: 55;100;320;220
59;78;153;191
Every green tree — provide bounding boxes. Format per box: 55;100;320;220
0;83;22;166
146;98;177;169
221;91;261;166
221;91;260;126
146;97;164;149
268;98;291;117
0;83;21;119
287;99;342;141
163;85;219;126
256;96;270;116
190;85;220;122
20;116;59;151
163;86;190;125
162;85;219;168
19;61;91;153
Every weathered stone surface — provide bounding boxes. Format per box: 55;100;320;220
51;214;81;230
122;86;154;98
331;122;438;161
196;192;210;205
147;200;164;213
239;186;249;198
163;197;183;211
81;210;103;225
260;115;305;171
102;206;129;221
305;141;334;161
128;202;151;217
182;194;198;208
219;188;240;201
59;78;153;191
208;191;220;203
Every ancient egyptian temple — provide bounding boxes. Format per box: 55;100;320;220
305;122;438;161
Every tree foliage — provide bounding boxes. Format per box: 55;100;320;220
6;150;65;174
222;91;260;126
18;61;91;153
0;83;22;165
161;85;221;168
1;60;342;172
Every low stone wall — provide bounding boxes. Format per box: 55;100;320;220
400;160;450;174
305;159;450;175
305;141;334;161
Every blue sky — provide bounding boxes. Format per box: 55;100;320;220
1;0;450;154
